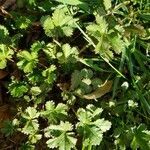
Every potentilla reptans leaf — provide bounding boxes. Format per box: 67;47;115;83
56;44;79;64
103;0;112;10
17;51;38;73
0;44;14;69
131;125;150;150
76;104;111;148
42;65;57;84
41;8;76;37
21;107;40;135
45;121;77;150
41;101;68;123
8;79;28;98
22;107;40;120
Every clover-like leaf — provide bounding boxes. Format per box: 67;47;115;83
70;70;82;90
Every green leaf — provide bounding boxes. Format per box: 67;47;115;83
96;37;114;59
22;107;40;120
30;86;41;96
41;101;68;123
15;16;31;29
17;51;38;73
21;107;40;135
22;120;39;135
1;120;16;136
0;59;7;69
78;58;110;72
86;14;126;60
20;143;35;150
28;133;42;144
140;13;150;21
70;69;94;93
92;78;103;90
9;80;28;98
87;16;108;36
0;44;14;69
27;71;44;84
10;85;28;98
61;91;76;105
31;41;45;52
76;104;111;148
80;68;93;79
86;15;115;60
45;121;77;150
103;0;112;10
108;34;125;54
42;65;57;84
131;125;150;150
94;119;112;132
43;43;56;59
70;70;82;90
41;8;75;37
57;44;79;64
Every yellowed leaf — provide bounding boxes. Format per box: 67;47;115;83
82;80;113;100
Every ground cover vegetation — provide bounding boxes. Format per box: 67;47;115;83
0;0;150;149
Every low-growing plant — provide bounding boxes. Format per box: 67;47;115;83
0;0;149;149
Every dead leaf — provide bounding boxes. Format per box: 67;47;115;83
57;82;70;91
0;0;6;6
1;0;16;9
0;6;12;18
81;80;113;100
0;105;12;128
0;70;8;79
32;21;41;27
